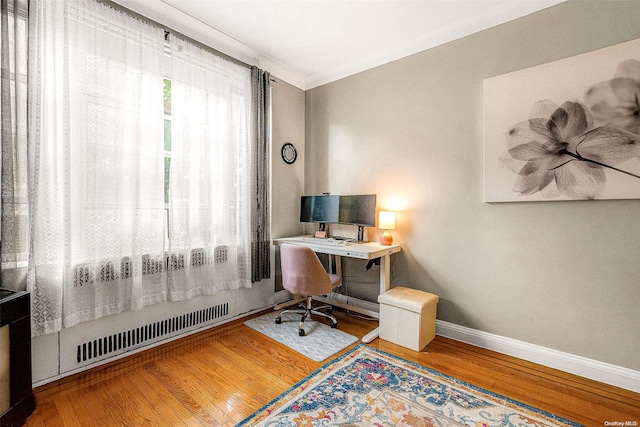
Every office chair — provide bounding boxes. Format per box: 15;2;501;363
275;243;342;336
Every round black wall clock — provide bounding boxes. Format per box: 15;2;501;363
281;142;297;164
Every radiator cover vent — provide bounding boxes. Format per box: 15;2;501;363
76;302;229;364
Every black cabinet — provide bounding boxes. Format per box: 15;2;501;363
0;290;35;427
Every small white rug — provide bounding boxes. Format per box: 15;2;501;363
244;311;359;362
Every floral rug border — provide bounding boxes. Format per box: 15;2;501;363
236;344;584;427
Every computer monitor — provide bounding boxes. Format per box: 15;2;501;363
338;194;377;241
338;194;376;226
299;195;339;231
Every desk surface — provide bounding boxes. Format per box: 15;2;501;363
272;236;401;260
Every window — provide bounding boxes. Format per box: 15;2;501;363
28;0;267;335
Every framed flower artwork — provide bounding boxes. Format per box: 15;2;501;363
483;38;640;202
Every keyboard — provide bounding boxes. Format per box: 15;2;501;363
301;237;352;246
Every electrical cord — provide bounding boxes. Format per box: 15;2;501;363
346;310;378;321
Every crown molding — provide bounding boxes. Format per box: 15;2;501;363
305;0;566;89
110;0;307;89
111;0;564;91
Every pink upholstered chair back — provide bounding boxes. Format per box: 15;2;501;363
280;244;341;296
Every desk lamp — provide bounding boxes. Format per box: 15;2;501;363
378;211;396;245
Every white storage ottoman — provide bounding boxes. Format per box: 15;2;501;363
378;287;439;351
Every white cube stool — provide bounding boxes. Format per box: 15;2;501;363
378;287;439;351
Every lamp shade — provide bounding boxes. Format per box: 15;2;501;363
378;211;396;230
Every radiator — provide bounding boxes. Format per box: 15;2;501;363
60;246;234;373
75;302;229;364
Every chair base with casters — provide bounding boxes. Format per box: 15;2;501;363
276;243;343;337
275;296;337;336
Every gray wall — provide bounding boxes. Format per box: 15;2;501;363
271;78;306;240
271;78;306;292
304;0;640;371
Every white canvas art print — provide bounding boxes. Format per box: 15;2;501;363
483;38;640;202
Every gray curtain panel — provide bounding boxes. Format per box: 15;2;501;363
251;66;271;283
0;0;29;291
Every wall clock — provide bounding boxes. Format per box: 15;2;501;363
281;142;297;164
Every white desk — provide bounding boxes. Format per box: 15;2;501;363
272;236;401;343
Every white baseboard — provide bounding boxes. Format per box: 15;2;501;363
275;289;293;305
436;320;640;393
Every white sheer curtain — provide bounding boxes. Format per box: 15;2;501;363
28;0;166;335
1;0;29;292
168;35;253;300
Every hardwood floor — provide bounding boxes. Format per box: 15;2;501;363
25;309;640;426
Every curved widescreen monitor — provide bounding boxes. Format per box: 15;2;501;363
338;194;376;226
299;195;339;224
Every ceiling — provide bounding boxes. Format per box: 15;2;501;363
116;0;565;89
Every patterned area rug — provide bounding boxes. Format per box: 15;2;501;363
244;311;359;362
237;344;584;427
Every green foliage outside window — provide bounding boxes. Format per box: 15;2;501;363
164;119;171;151
163;79;171;115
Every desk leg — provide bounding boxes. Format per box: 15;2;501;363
361;254;391;343
362;328;379;343
380;253;391;293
